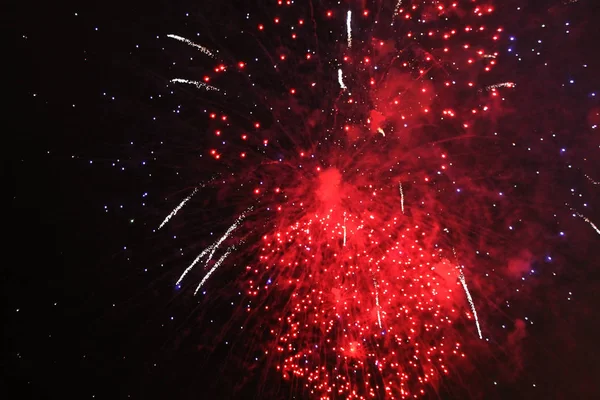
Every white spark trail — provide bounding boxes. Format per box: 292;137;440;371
399;182;404;214
167;34;216;58
391;0;403;26
458;270;483;339
176;244;216;286
575;211;600;236
194;246;235;295
171;78;219;92
585;174;599;185
346;11;352;48
486;82;515;90
377;127;385;137
373;277;382;329
338;69;347;90
175;208;251;287
158;188;198;230
343;212;347;247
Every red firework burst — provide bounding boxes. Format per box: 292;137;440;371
158;0;543;398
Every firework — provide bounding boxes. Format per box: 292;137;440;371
154;0;594;398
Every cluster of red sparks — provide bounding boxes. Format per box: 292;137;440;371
164;0;531;398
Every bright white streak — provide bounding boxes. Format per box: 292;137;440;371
176;244;215;286
194;246;234;295
167;34;215;58
346;11;352;48
459;271;483;339
343;213;347;246
171;78;219;92
175;208;251;287
585;174;599;185
486;82;515;90
338;69;347;90
373;278;382;329
575;212;600;236
377;127;385;137
391;0;403;26
158;188;198;230
399;182;404;214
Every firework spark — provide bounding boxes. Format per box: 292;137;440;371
574;211;600;236
167;34;216;58
392;0;403;26
346;10;352;48
486;82;516;90
399;181;404;214
459;269;483;339
194;245;235;294
585;174;599;185
337;68;346;90
171;78;219;91
158;188;198;230
175;208;251;288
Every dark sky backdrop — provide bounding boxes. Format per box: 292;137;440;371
6;0;600;399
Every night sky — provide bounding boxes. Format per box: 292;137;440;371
6;0;600;399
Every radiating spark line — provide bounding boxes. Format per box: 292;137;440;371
171;78;219;91
167;34;216;58
485;82;515;90
585;174;599;185
343;212;347;247
176;208;251;287
391;0;403;26
176;244;215;286
377;127;385;137
346;11;352;48
373;278;382;329
158;188;198;230
458;270;483;339
194;246;235;294
399;182;404;214
338;69;347;90
574;211;600;236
